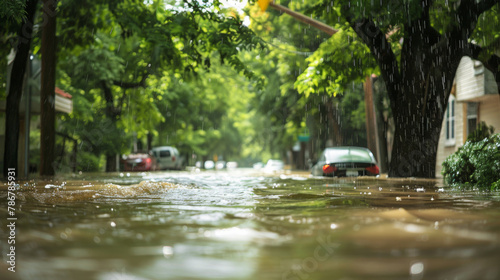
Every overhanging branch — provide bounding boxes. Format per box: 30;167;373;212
456;0;499;39
112;73;149;89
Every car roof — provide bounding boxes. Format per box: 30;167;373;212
151;146;177;150
323;146;376;163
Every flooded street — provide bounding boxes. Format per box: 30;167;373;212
2;169;500;280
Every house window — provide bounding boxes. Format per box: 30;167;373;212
467;102;479;136
445;96;455;146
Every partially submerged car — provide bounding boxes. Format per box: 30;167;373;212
264;159;285;172
311;147;379;177
151;146;184;170
121;153;156;171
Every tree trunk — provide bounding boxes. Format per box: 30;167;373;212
388;33;457;178
3;0;39;178
39;0;57;176
147;132;153;151
106;154;117;172
389;107;442;178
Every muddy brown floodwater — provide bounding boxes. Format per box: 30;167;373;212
1;169;500;280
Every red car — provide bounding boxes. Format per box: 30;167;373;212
121;153;157;171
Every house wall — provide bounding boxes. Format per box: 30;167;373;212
435;95;464;178
480;95;500;132
435;56;500;178
455;57;485;102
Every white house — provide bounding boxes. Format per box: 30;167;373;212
435;56;500;177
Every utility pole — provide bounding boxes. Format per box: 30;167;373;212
258;0;337;36
364;76;379;162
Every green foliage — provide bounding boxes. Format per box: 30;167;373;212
77;151;102;172
466;121;495;143
149;56;254;161
48;0;268;170
0;0;27;23
442;133;500;190
295;28;376;97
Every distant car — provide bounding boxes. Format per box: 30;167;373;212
151;146;184;170
226;161;238;169
204;160;215;169
121;153;156;171
216;161;226;170
311;146;379;177
252;162;264;169
264;159;284;172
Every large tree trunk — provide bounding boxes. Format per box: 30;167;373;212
3;0;39;178
389;101;443;178
40;0;57;176
348;3;467;178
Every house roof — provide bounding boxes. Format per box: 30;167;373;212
55;87;72;99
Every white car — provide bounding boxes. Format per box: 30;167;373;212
264;159;284;172
204;160;215;169
226;162;238;169
151;146;184;170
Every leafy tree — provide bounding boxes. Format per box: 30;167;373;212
0;0;39;177
52;0;264;172
299;0;500;177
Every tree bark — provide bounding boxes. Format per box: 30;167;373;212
39;0;57;176
3;0;38;178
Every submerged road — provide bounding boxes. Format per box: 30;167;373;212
1;168;500;280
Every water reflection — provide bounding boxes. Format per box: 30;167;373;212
1;170;500;280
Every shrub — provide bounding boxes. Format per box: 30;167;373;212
77;152;102;172
442;131;500;190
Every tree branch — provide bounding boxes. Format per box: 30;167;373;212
112;73;149;89
456;0;498;39
100;80;121;119
476;0;499;15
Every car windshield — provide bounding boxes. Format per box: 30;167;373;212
325;148;374;163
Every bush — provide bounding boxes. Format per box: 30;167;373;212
77;152;102;172
442;132;500;190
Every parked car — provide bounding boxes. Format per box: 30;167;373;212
216;161;226;170
121;153;156;171
311;146;379;177
151;146;184;170
204;160;215;169
264;159;284;172
252;162;264;169
226;161;238;169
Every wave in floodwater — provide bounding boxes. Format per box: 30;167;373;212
6;181;185;204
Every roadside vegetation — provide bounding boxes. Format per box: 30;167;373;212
442;123;500;190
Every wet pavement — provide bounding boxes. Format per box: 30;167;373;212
1;168;500;280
